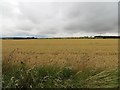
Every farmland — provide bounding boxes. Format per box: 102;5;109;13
2;39;119;88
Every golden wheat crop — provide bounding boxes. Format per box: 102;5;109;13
2;39;118;71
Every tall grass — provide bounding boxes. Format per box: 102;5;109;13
2;64;118;88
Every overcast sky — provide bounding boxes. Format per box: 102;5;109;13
1;1;118;37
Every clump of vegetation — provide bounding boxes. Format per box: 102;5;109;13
2;64;118;88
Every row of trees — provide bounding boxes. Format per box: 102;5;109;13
2;36;120;39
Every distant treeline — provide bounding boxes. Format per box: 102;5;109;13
2;36;120;40
2;37;37;40
94;36;120;39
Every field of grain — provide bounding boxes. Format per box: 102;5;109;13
2;39;119;88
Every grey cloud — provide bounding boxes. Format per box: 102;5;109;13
15;19;36;31
1;1;118;37
19;2;60;24
63;2;117;34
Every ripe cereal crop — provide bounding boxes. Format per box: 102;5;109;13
2;39;119;88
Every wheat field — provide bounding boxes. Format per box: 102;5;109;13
3;39;118;70
2;39;119;88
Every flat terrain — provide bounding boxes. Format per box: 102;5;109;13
2;39;119;88
3;39;118;70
